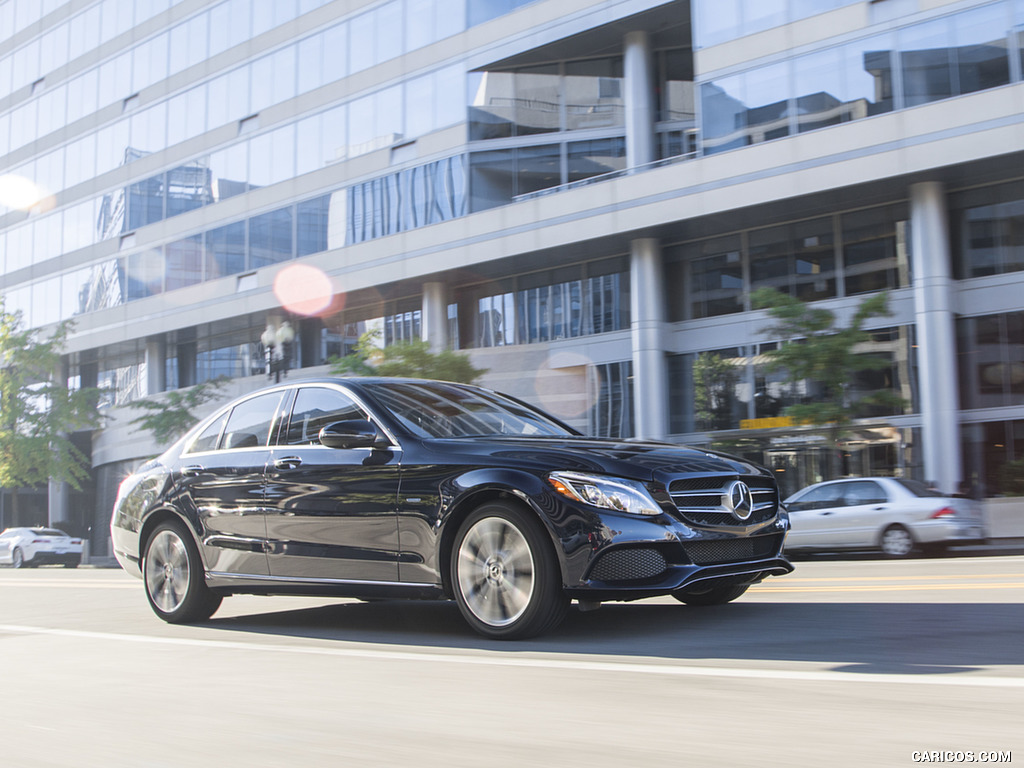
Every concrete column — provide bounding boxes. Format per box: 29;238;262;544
624;30;656;169
422;281;449;352
630;238;668;439
909;181;961;494
145;336;166;395
48;357;70;528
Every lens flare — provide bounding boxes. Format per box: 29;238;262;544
0;174;51;211
273;264;335;316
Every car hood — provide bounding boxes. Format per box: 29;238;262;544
422;436;767;484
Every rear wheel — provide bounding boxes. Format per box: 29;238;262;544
451;501;567;640
880;524;915;558
143;521;222;623
673;583;749;606
11;547;24;569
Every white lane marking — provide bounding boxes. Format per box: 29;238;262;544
1;623;1021;689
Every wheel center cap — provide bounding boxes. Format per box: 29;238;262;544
486;558;505;584
163;563;174;580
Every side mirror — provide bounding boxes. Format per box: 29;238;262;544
318;420;381;449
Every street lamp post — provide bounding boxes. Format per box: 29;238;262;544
261;320;295;383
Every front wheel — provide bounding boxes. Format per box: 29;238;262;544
142;521;222;623
673;583;749;606
11;547;24;569
451;502;567;640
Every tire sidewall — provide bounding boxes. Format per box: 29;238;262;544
880;525;914;558
451;501;566;640
142;520;219;623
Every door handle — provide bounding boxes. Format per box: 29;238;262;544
273;456;303;471
181;465;205;476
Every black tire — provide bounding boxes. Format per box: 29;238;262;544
879;524;915;558
451;501;568;640
142;520;222;623
673;583;750;606
11;547;24;569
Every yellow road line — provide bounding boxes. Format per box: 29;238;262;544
782;573;1024;582
756;582;1024;593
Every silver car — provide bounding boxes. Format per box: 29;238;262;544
0;527;83;568
782;478;985;557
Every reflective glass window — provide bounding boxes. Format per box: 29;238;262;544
841;205;910;294
66;69;98;124
221;392;286;449
128;175;165;228
322;23;348;85
297;196;331;257
126;247;165;300
952;181;1024;278
744;62;791;144
132;33;169;93
321;104;348;166
841;34;895;118
566;138;626;185
165;234;203;291
207;221;246;279
899;17;955;107
514;65;560;136
377;2;403;64
700;75;747;155
167;161;213;217
250;207;294;268
297;33;324;94
469;149;514;211
349;12;374;74
660;49;695;124
564;58;624;131
129;102;167;155
468;71;516;140
435;64;465;129
955;4;1010;96
210;144;250;201
517;144;561;197
285;387;367;446
687;236;744;319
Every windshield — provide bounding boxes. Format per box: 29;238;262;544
367;381;575;439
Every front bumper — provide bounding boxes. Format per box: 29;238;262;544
555;501;793;601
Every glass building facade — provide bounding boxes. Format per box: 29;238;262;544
3;0;1024;539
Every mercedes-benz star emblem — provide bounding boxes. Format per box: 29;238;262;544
723;480;754;521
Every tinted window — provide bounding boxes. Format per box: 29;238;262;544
221;392;286;450
369;381;572;438
896;478;944;498
840;481;888;505
788;482;845;510
188;412;228;453
285;388;368;446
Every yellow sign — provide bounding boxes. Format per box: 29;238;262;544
740;416;794;430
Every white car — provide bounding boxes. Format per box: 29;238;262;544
783;478;985;557
0;527;83;568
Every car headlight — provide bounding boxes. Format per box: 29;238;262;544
548;472;662;516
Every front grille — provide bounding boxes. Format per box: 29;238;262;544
669;475;778;527
588;548;668;583
683;534;782;565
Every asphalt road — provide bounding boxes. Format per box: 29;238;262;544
1;556;1022;767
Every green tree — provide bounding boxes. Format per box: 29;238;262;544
129;376;228;446
751;287;906;448
693;351;738;431
329;329;486;384
0;302;103;525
